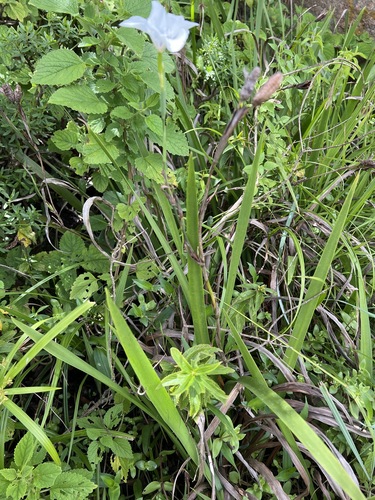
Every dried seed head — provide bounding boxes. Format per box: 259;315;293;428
239;66;261;102
252;72;283;108
14;84;22;103
0;83;15;103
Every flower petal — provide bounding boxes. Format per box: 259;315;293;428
119;16;150;31
165;30;190;53
148;1;168;27
119;1;198;53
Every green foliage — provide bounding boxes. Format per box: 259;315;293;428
1;0;375;497
0;432;96;500
162;346;234;419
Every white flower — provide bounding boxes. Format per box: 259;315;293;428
119;1;198;53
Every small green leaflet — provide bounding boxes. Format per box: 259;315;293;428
49;85;108;114
145;115;189;156
32;49;85;85
135;154;177;185
116;29;145;58
29;0;79;16
49;471;97;498
4;2;29;21
70;273;98;300
51;129;79;151
82;134;119;164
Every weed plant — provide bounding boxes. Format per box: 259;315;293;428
0;0;374;499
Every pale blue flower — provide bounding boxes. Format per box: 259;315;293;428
119;1;198;53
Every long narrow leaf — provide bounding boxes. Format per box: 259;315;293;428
320;383;371;481
3;399;61;465
13;320;149;413
284;174;359;369
240;377;365;500
221;131;265;326
106;290;199;464
10;301;93;381
186;156;209;345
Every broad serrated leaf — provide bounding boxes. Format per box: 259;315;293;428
164;123;189;155
135;154;176;185
0;469;17;481
116;29;145;57
29;0;79;15
81;246;109;273
145;115;189;156
94;80;116;93
82;134;119;164
99;436;133;459
86;428;104;440
87;441;102;467
69;273;98;300
103;404;123;429
111;106;134;120
69;156;88;175
124;0;151;16
51;129;79;151
91;172;109;192
59;231;85;256
137;68;174;100
78;36;99;48
6;478;28;499
14;432;35;468
145;114;163;136
50;471;96;500
4;2;29;21
32;49;85;85
33;463;61;488
49;85;107;114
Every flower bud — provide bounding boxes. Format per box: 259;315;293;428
252;72;283;108
239;66;261;102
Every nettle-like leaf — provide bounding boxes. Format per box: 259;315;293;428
111;106;134;120
135;154;177;185
0;469;17;481
29;0;79;15
49;85;108;114
32;49;85;85
116;29;145;57
7;477;28;499
87;441;102;468
91;172;109;193
145;115;189;156
59;231;85;257
99;436;133;459
33;463;61;489
81;246;109;274
82;135;119;164
14;432;34;468
138;70;174;100
51;128;79;151
49;471;97;500
4;1;29;21
70;273;98;300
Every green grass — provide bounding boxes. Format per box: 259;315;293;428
0;0;374;498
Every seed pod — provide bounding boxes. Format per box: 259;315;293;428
14;84;22;103
0;83;15;103
239;66;261;102
252;72;283;108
